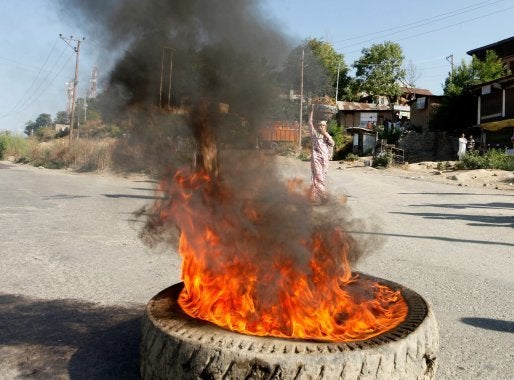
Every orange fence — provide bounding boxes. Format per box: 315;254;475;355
259;121;300;143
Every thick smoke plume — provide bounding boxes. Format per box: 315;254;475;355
58;0;290;113
58;0;377;275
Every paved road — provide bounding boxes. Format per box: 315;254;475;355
1;160;513;379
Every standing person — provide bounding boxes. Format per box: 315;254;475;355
467;135;475;151
457;133;467;160
309;105;334;205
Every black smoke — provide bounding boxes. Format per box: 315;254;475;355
58;0;291;114
57;0;375;276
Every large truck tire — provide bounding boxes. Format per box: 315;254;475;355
141;277;438;380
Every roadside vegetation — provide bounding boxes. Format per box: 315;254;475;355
0;132;29;161
455;149;514;171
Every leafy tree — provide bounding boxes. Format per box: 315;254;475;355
473;50;510;82
24;120;37;136
54;111;69;125
443;50;510;95
353;41;406;104
340;78;362;101
36;113;52;129
24;113;52;136
443;59;475;96
307;39;350;99
278;38;349;99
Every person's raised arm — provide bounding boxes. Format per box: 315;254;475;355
308;104;314;129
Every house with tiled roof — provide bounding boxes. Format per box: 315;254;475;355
468;36;514;150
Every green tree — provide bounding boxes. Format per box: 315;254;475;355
443;50;510;95
473;50;510;82
307;39;350;99
24;113;52;136
24;120;37;136
36;113;52;128
353;41;406;104
443;59;475;96
279;38;349;98
54;111;69;125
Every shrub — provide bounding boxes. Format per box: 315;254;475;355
455;149;514;171
345;153;359;162
377;124;402;144
297;150;310;161
0;135;6;159
372;151;393;168
70;139;114;171
29;140;69;169
327;122;353;160
25;139;114;171
327;121;344;149
35;126;58;142
0;132;29;161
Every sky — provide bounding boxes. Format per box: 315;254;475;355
0;0;513;135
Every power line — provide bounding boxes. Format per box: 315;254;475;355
0;37;66;118
333;0;504;46
9;49;72;117
11;37;60;110
341;5;514;61
2;53;74;121
392;6;514;48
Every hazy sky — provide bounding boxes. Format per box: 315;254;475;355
0;0;512;134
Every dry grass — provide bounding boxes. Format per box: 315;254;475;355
27;138;115;172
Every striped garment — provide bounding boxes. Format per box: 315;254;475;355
310;126;333;204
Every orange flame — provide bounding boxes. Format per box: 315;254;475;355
156;168;408;342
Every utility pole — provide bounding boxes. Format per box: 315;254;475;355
446;54;454;78
83;97;88;122
159;49;164;108
335;61;341;102
159;47;174;109
167;49;173;109
60;34;85;143
76;101;80;139
299;49;304;148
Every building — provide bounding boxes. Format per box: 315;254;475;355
335;101;390;155
409;95;445;133
467;36;514;150
336;101;392;129
358;87;433;121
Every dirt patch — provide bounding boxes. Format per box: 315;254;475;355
337;159;514;191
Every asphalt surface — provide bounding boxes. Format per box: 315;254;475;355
0;159;513;379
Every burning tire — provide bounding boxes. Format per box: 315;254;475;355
140;275;438;379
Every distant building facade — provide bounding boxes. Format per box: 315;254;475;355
468;36;514;150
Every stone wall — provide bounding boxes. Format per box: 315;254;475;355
398;130;456;162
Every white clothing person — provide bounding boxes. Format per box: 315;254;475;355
457;133;467;160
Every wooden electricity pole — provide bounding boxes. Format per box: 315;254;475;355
60;34;85;143
159;47;174;109
299;49;304;148
335;61;341;101
446;54;454;78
